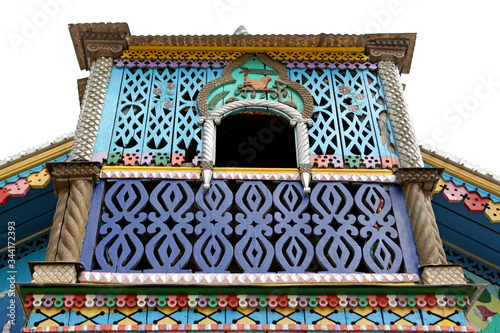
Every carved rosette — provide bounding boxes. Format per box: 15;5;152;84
44;162;101;266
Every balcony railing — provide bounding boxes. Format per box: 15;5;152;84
82;179;418;274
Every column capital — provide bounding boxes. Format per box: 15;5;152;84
366;39;410;72
46;161;101;194
396;167;444;193
69;23;130;70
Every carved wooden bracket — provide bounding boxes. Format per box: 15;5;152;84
396;167;444;193
46;162;101;195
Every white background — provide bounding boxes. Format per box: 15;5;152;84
1;0;499;175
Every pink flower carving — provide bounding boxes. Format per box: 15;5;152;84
167;83;175;89
154;88;162;94
164;102;173;108
338;85;351;94
348;105;358;111
356;94;365;99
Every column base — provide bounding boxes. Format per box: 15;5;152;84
29;262;84;283
421;264;467;285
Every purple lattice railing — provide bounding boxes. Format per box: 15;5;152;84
82;180;418;274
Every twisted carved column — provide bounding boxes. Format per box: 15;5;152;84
44;188;69;261
56;179;93;261
402;182;447;265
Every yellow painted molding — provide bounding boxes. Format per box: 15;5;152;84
312;169;393;175
422;151;500;198
0;140;73;182
102;166;201;173
128;46;366;53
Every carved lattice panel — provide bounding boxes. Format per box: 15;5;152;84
108;68;153;162
172;68;222;159
91;180;416;274
289;69;342;157
362;70;399;167
331;69;380;165
141;68;178;165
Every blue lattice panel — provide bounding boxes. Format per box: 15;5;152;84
28;307;70;327
362;70;398;168
140;68;179;165
146;307;188;325
108;68;154;164
289;69;342;157
305;306;347;325
172;68;222;161
226;307;267;325
331;69;381;166
68;307;110;326
381;308;423;326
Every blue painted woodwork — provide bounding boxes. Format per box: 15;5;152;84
141;69;178;164
306;307;347;324
444;244;500;284
310;182;361;272
345;308;383;325
356;184;403;273
273;182;313;272
146;307;188;325
381;309;423;325
433;193;500;266
108;68;153;160
234;181;274;272
80;181;105;270
68;309;109;326
0;247;46;333
172;68;208;156
362;70;398;160
194;180;234;272
268;308;305;324
95;180;149;272
146;180;194;272
94;67;124;154
0;186;56;247
226;307;267;324
91;180;415;274
332;69;378;158
389;185;419;275
289;69;342;156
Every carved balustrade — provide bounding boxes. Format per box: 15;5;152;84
83;179;418;274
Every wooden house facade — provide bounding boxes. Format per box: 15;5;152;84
1;22;499;333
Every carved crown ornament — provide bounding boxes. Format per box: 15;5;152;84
197;53;314;118
196;53;314;193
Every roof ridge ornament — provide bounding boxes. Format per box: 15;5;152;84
233;25;248;35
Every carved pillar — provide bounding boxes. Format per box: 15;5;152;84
31;162;100;283
397;168;466;284
69;56;113;161
376;60;424;168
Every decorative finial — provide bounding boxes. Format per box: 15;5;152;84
233;25;248;35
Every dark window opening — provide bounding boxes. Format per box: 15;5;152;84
215;113;296;168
